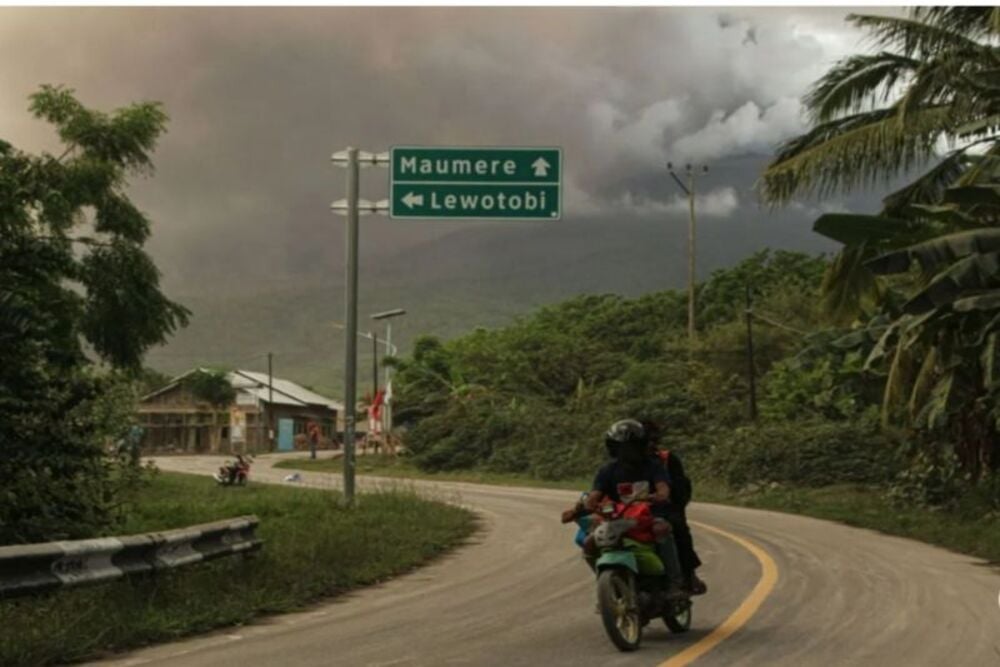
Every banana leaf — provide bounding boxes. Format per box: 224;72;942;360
943;184;1000;208
866;228;1000;275
812;213;929;245
902;252;1000;314
953;289;1000;312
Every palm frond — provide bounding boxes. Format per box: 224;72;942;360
848;13;988;58
804;52;919;123
896;53;989;124
955;115;1000;140
881;150;970;216
956;144;1000;186
909;7;999;39
761;106;952;205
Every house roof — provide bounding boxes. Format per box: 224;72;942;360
231;370;343;410
141;368;343;411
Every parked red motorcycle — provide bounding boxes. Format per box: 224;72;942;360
214;455;251;486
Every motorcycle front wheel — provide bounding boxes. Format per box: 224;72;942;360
597;568;642;652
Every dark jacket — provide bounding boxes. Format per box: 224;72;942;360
654;449;692;509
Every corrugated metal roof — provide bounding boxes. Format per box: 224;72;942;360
140;368;342;411
231;370;343;410
236;386;307;407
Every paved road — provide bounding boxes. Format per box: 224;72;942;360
90;455;1000;667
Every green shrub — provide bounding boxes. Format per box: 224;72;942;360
708;419;901;489
885;443;1000;515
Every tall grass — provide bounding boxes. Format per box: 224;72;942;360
0;472;476;666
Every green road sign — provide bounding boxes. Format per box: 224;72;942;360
390;146;561;220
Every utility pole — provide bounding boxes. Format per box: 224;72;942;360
371;331;379;398
267;352;274;452
331;148;389;507
744;285;758;421
667;162;709;343
342;147;360;505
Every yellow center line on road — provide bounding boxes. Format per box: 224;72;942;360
658;520;779;667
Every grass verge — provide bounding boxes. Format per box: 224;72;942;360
694;478;1000;564
274;454;590;491
279;455;1000;564
0;471;477;666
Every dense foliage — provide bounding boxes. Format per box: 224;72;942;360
0;87;187;543
390;251;846;483
759;7;1000;495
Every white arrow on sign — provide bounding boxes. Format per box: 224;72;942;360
532;157;551;178
402;192;425;209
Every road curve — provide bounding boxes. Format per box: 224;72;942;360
88;455;1000;667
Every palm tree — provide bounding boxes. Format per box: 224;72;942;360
761;7;1000;322
763;7;999;209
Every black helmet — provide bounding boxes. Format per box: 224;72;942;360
605;419;648;461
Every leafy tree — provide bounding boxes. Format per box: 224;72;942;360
136;367;172;396
697;250;827;328
0;86;188;543
183;369;236;407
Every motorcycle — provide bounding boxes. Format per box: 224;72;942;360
590;500;692;652
214;456;251;486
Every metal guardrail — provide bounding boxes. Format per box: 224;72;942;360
0;515;261;599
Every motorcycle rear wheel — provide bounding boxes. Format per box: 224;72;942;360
663;598;692;633
597;569;642;652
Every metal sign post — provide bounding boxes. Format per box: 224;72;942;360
331;148;388;506
332;145;559;503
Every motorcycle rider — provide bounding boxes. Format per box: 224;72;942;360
581;419;687;600
225;454;248;484
640;420;707;596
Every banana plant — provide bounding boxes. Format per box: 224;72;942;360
820;185;1000;476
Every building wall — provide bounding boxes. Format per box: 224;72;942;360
138;383;338;455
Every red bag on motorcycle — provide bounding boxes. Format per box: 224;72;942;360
615;501;656;543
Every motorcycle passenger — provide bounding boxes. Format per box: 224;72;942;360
640;420;707;596
583;419;687;600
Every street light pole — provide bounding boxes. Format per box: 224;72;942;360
371;308;406;438
267;352;274;454
667;162;709;343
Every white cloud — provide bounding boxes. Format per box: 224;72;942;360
617;186;740;219
587;97;688;168
671;98;806;163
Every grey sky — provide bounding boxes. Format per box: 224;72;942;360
0;6;887;296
